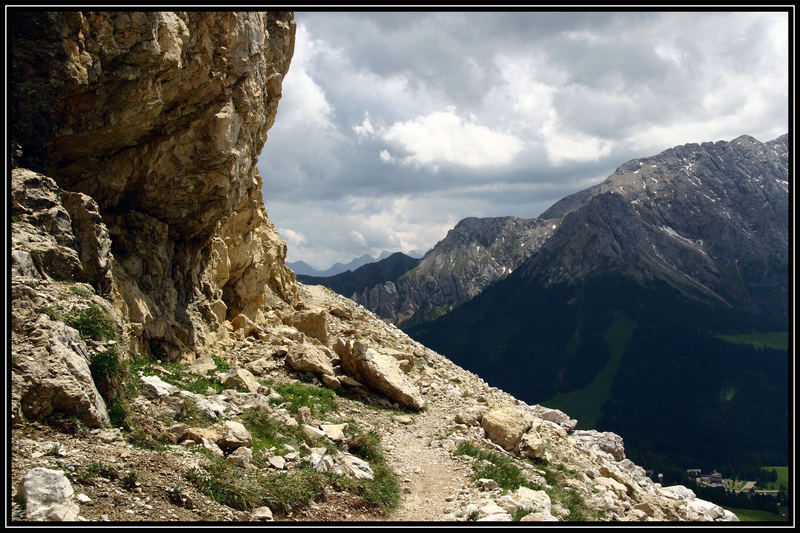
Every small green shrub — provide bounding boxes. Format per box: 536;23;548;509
68;285;94;298
122;471;139;491
347;430;383;463
90;345;126;402
334;462;400;511
66;304;118;341
76;461;119;484
211;356;230;373
107;397;129;430
45;443;62;457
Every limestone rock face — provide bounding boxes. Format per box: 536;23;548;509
11;169;113;293
10;11;298;361
13;314;110;428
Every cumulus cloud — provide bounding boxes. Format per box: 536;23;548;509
258;10;789;269
377;109;524;171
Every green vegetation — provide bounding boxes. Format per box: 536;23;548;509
75;461;119;484
263;379;338;416
454;440;605;521
127;357;225;396
122;471;139;491
726;507;787;522
759;466;788;491
90;345;126;402
715;331;788;351
544;310;636;429
338;427;400;510
65;303;119;341
67;284;95;298
409;274;789;477
188;413;400;515
455;441;532;491
241;407;310;463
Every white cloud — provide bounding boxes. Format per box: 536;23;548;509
379;109;524;171
352;112;375;138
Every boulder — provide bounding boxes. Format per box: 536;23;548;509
221;367;260;393
498;486;552;515
571;430;626;462
140;375;178;399
227;447;254;469
251;506;274;521
217;420;252;450
285;344;335;377
17;468;79;521
267;455;286;470
292;309;329;344
189;356;217;375
529;405;578;432
340;342;424;410
320;423;348;442
481;407;535;452
336;452;374;480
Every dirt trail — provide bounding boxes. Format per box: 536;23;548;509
379;409;477;521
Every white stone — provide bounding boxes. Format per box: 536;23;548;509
18;468;79;521
140;375;177;399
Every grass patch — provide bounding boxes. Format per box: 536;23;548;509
90;345;127;402
726;507;787;522
266;380;338;416
715;331;788;351
67;284;95;298
347;430;384;463
211;356;231;373
337;428;399;511
128;357;225;396
455;441;532;491
759;466;789;490
65;304;119;341
241;407;306;464
456;441;605;521
187;451;329;513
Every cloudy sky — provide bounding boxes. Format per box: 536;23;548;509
256;10;789;270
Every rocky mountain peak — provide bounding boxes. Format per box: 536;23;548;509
518;134;789;316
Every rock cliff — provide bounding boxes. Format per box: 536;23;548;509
11;10;298;362
10;10;739;524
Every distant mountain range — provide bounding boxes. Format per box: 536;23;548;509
300;133;790;476
288;251;396;277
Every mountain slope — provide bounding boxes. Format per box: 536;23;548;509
352;216;558;326
523;134;789;318
296;252;421;298
408;134;789;475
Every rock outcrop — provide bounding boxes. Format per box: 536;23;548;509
10;10;298;362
